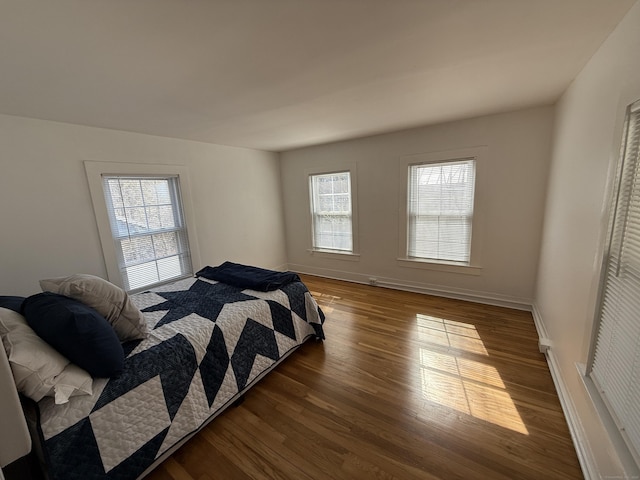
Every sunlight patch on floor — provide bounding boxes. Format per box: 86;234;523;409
309;290;340;314
416;314;488;355
415;315;529;435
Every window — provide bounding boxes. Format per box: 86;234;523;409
407;159;476;263
588;99;640;466
102;176;192;291
85;162;200;292
309;171;353;253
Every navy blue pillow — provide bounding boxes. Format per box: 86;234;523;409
21;292;124;378
0;296;26;312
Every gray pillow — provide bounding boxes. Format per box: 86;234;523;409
0;307;93;403
39;274;148;342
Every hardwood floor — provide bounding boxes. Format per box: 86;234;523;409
146;275;583;480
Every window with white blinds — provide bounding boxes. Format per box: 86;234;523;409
589;99;640;465
407;159;476;263
102;176;193;291
309;171;353;253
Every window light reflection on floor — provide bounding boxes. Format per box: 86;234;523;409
308;290;338;315
415;315;529;435
416;314;488;355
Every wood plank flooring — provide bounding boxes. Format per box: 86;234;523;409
146;275;583;480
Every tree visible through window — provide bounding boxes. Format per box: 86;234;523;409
309;171;353;252
103;176;192;291
408;159;476;263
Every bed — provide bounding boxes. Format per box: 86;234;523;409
0;263;325;480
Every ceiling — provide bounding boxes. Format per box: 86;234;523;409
0;0;636;152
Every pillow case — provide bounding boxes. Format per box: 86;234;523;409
39;274;148;342
0;307;92;404
0;296;26;313
21;293;124;378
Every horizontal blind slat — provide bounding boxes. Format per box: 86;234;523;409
103;175;193;291
408;159;475;263
310;171;353;252
590;101;640;466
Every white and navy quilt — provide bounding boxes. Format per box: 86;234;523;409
35;276;325;480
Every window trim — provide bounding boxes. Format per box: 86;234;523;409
585;98;640;469
84;161;201;291
397;147;485;274
306;163;359;259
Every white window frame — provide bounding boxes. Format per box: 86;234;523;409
585;98;640;471
306;164;359;260
397;147;484;275
85;161;201;292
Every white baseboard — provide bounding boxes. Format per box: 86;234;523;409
270;262;290;272
531;304;552;353
530;304;549;339
288;263;533;311
531;304;597;480
548;352;597;480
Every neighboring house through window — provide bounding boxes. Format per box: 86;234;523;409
103;176;192;291
309;170;355;254
407;158;476;263
85;162;199;292
398;147;484;275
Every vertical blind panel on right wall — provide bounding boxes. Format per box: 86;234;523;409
591;100;640;465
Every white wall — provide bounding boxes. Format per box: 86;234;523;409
280;106;553;307
0;114;286;296
534;1;640;478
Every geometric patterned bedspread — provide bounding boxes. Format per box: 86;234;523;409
35;276;325;480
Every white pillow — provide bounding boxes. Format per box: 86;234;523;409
40;274;148;342
0;307;93;404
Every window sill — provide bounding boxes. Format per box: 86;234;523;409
307;249;361;262
396;257;482;276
